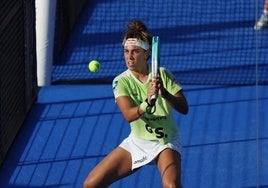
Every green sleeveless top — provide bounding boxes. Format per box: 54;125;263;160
112;67;182;145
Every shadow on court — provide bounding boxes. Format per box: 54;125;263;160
0;85;267;187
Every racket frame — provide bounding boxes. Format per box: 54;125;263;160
150;36;160;105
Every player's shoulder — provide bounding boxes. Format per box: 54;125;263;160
159;66;171;75
159;66;166;72
113;69;131;81
159;66;177;79
112;69;132;87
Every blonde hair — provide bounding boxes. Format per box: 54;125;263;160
122;20;152;47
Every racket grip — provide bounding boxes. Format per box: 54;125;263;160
150;94;157;105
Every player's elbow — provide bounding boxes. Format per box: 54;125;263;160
181;107;189;115
124;116;133;123
121;108;142;122
124;115;137;123
121;111;133;122
177;104;189;115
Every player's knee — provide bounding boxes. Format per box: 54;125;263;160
83;179;91;188
83;177;97;188
162;179;182;188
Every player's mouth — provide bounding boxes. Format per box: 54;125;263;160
128;61;135;67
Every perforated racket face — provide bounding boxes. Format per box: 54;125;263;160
151;36;159;78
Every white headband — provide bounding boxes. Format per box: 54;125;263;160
123;38;149;50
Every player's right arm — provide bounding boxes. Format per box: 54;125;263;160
113;73;157;122
116;96;144;122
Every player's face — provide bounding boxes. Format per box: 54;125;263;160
124;45;148;71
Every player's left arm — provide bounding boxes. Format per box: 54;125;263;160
161;88;188;115
155;71;188;115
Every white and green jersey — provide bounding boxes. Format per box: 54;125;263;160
112;67;182;145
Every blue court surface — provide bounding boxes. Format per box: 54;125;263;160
0;85;267;188
1;0;268;187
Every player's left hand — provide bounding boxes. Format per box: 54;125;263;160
155;73;168;98
147;77;159;104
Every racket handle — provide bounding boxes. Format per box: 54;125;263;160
150;94;157;105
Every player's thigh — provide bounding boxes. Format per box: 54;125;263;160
156;148;181;185
85;147;133;186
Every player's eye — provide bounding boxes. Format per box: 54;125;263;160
134;49;141;54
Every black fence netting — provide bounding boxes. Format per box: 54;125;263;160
52;0;268;86
54;0;90;59
0;0;37;166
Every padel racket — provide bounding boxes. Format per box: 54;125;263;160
150;36;160;105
